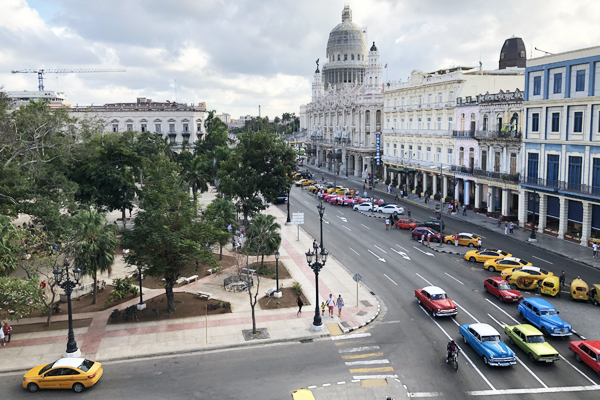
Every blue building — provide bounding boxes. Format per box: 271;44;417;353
520;46;600;246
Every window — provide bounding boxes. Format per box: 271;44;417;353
551;113;560;132
510;153;517;175
386;119;390;129
532;113;540;132
400;145;405;159
408;145;413;159
436;147;441;163
394;98;397;107
483;116;488;131
197;124;202;132
447;149;453;165
481;150;487;170
459;147;465;166
448;117;453;131
437;117;441;130
533;76;541;96
141;124;147;132
568;156;583;190
351;54;354;60
494;152;501;173
169;123;175;133
428;94;432;104
417;146;422;160
426;147;431;162
393;144;397;157
386;143;389;155
409;118;413;130
393;119;397;129
592;158;600;194
438;93;442;103
112;124;118;132
449;92;454;102
553;73;562;94
155;124;161;133
401;118;404;129
576;70;586;92
418;118;422;130
574;111;583;132
126;123;133;131
169;136;176;143
410;97;413;105
527;153;539;180
183;123;189;132
419;95;422;105
337;54;340;61
547;154;559;186
401;97;405;106
427;118;431;130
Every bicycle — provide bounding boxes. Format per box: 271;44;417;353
447;350;459;371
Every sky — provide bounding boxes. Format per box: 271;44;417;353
2;0;600;120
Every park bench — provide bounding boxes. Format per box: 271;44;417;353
184;275;198;284
241;268;256;275
198;291;212;300
265;287;277;297
176;277;186;284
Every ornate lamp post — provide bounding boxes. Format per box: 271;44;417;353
317;201;325;248
53;261;82;358
137;266;146;310
305;247;328;331
274;250;281;295
438;163;444;247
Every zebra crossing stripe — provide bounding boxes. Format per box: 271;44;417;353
330;332;371;341
338;346;380;353
345;359;390;366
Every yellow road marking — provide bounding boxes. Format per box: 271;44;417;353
341;352;384;360
326;323;343;336
335;340;374;346
361;379;388;387
349;366;394;373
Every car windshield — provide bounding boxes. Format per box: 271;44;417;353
520;260;529;265
77;359;95;372
527;335;545;344
481;335;501;343
39;362;57;375
540;309;557;316
430;293;447;300
498;283;511;290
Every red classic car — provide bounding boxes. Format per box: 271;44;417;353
342;196;358;206
415;286;458;317
326;194;344;204
569;341;600;375
395;218;419;230
411;227;442;243
484;277;523;303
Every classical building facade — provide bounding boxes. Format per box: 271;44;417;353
70;97;207;147
520;45;600;246
7;90;68;110
301;5;383;177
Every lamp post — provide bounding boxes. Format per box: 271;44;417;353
438;163;444;247
53;261;82;358
345;153;349;178
286;188;291;225
305;247;328;331
529;191;540;242
275;250;281;295
317;201;325;249
137;266;146;310
370;158;375;202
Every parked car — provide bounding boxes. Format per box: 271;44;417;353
22;358;103;393
464;249;512;263
569;340;600;375
504;324;559;362
591;284;600;306
459;323;516;367
570;277;589;301
501;265;553;281
443;232;481;247
414;286;458;317
517;298;572;337
510;268;554;290
394;218;419;230
353;202;373;212
411;227;442;243
342;197;358;206
377;204;405;215
483;257;532;272
372;203;392;212
417;220;445;232
295;179;312;187
484;277;522;303
539;276;561;298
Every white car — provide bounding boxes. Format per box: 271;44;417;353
377;204;405;215
353;202;373;212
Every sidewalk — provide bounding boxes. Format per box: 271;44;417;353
1;191;381;373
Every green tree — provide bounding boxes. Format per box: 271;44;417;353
183;155;211;214
72;209;118;305
244;213;281;266
0;277;44;321
0;216;19;277
203;198;236;259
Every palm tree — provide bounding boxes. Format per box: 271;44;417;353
245;213;281;266
185;155;211;214
72;210;118;304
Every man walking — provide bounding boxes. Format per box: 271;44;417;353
462;205;467;216
593;242;599;259
509;222;514;234
504;222;508;235
427;232;431;246
385;218;390;230
454;232;459;247
297;295;303;316
477;238;482;250
407;209;411;218
313;240;318;254
2;322;11;344
326;294;335;317
559;270;566;289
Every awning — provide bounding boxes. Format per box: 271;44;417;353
387;168;403;173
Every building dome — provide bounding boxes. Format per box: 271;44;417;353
499;36;526;69
322;5;368;88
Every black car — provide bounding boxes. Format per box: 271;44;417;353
417;220;446;232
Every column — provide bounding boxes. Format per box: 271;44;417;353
501;189;510;216
442;176;448;199
423;173;429;196
405;173;410;192
474;184;481;211
354;156;361;177
454;179;460;201
432;174;438;198
488;186;495;214
557;196;568;239
464;180;471;206
517;189;527;224
581;201;592;246
538;194;548;231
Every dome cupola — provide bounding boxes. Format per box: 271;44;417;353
499;36;526;69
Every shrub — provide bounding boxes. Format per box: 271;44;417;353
292;281;303;296
110;309;121;321
434;194;441;201
258;268;276;277
107;277;139;304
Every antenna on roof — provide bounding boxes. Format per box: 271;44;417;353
534;47;553;56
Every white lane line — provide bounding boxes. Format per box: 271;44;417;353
374;245;387;253
413;246;434;257
416;273;433;286
384;274;398;286
351;379;360;383
532;255;553;264
337;381;346;385
486;313;505;329
337;210;344;215
338;346;380;353
419;306;495;391
559;354;598;385
408;393;442;398
444;272;464;285
367;249;386;263
323;383;331;387
343;225;352;231
345;359;390;366
514;355;548;388
349;247;360;256
485;299;519;324
325;228;330;233
391;248;411;260
453;301;480;323
477;234;486;239
395;244;409;252
361;224;371;230
304;200;309;204
331;332;371;341
307;385;317;389
353;375;398;380
467;385;600;396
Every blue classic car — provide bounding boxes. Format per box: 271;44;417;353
517;298;572;337
459;323;516;366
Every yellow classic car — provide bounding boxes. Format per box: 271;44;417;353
295;179;312;187
327;185;344;194
464;249;511;263
23;358;103;393
509;268;554;290
334;187;355;195
590;284;600;306
483;257;532;272
444;232;482;247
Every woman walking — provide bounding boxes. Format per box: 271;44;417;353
337;295;345;317
297;295;303;316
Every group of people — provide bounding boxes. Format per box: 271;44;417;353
297;293;344;318
0;322;12;346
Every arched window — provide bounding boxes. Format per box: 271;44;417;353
344;54;348;61
351;54;355;60
337;54;340;61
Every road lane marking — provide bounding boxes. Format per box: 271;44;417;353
532;255;553;264
361;224;371;230
486;313;505;328
349;247;360;256
343;226;352;231
391;248;410;260
514;355;548;388
413;246;434;256
323;220;330;224
453;301;480;323
408;393;442;398
444;272;464;285
303;200;309;204
349;366;394;373
335;340;374;346
484;299;519;324
383;274;398;286
331;333;371;341
416;273;433;286
467;385;600;396
559;354;598;385
337;210;344;215
337;215;348;222
322;383;330;387
419;306;495;391
337;381;345;385
345;359;390;366
395;244;409;252
339;346;380;353
325;228;330;233
374;245;387;253
367;250;386;263
341;352;384;360
353;375;398;380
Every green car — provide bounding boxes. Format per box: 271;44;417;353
504;324;559;363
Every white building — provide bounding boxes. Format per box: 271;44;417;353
7;90;68;109
70;97;207;146
216;113;231;125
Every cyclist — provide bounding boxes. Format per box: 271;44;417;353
446;340;458;363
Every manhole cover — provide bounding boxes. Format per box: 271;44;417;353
341;321;351;328
472;289;480;293
361;300;373;307
356;311;367;316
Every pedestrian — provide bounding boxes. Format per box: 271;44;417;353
297;295;303;316
504;222;508;235
593;242;599;259
238;237;243;248
326;294;335;317
363;183;366;190
232;237;237;250
40;280;47;289
448;203;453;214
454;232;459;247
477;238;482;250
364;190;368;198
387;184;391;194
0;326;4;346
337;295;344;317
509;222;514;234
321;302;326;316
497;218;502;228
227;224;232;233
427;232;431;246
313;239;318;253
316;246;321;261
559;270;565;288
462;205;467;216
400;189;404;198
385;218;390;230
424;195;428;204
2;322;11;344
407;209;411;218
395;191;399;201
241;228;245;238
418;192;422;203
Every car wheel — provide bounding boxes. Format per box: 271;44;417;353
575;353;582;362
412;235;419;241
469;257;476;262
519;311;525;321
488;266;495;272
416;298;421;305
484;285;488;292
511;283;519;290
528;353;536;362
432;309;437;317
433;238;439;243
499;295;504;303
483;356;489;365
446;240;453;245
468;243;474;248
541;327;549;337
509;337;514;345
72;383;85;393
27;383;39;393
595;299;599;306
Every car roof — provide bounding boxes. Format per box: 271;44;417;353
488;276;508;283
511;324;543;336
52;358;85;369
422;286;445;295
502;257;521;262
523;298;555;309
468;323;500;336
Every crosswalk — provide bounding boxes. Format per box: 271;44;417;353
332;330;397;380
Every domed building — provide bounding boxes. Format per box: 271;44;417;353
499;36;526;69
301;5;383;178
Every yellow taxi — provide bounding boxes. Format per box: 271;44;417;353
590;283;600;306
570;278;589;301
295;179;312;187
334;187;355;195
443;232;482;247
23;358;103;393
508;267;554;290
540;276;561;298
483;257;532;273
327;185;344;194
464;249;511;263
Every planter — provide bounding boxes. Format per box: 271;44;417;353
564;235;581;244
543;228;558;237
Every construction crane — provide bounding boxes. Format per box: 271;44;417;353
11;68;126;91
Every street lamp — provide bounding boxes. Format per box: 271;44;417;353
286;188;291;225
317;201;325;249
529;191;540;242
275;250;281;295
438;163;444;247
137;266;146;310
53;261;82;358
345;153;349;178
305;247;328;331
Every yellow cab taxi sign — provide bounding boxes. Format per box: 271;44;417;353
292;388;316;400
570;278;589;301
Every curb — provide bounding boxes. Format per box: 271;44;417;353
358;210;386;219
338;298;381;334
426;245;463;255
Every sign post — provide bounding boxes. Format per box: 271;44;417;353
353;273;362;307
292;212;304;241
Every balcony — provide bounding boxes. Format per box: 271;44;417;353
450;165;474;175
522;177;600;197
453;130;474;138
474;169;520;182
474;130;522;139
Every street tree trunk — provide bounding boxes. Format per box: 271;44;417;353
92;270;98;304
165;282;175;313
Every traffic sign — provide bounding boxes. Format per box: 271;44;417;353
292;212;304;225
353;273;362;282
